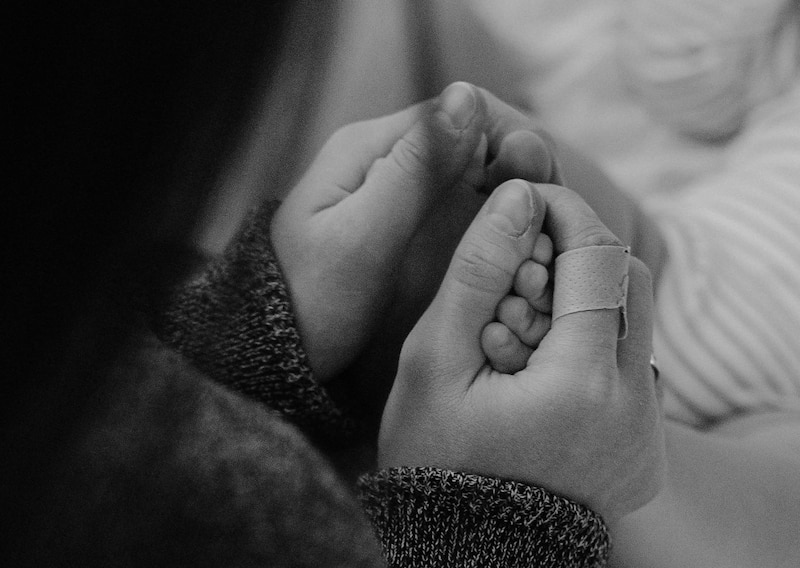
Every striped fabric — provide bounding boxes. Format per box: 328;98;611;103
651;81;800;425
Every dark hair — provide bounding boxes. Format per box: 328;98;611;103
5;0;296;509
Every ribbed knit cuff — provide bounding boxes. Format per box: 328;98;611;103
358;467;610;568
154;201;354;443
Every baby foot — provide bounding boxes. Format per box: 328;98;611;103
481;232;554;373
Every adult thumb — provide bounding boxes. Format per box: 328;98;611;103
416;180;545;379
347;82;486;252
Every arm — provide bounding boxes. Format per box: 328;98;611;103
618;0;797;140
25;244;610;568
152;223;612;568
359;468;609;568
611;413;800;567
151;85;616;566
143;219;613;567
152;200;355;445
373;181;668;565
152;201;613;568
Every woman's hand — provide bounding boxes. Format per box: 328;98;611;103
271;83;559;383
379;181;666;523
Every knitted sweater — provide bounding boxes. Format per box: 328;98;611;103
29;201;607;566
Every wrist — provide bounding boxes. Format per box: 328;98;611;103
359;467;610;568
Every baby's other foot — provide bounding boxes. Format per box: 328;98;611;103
481;233;553;373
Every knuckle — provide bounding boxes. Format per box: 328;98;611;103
571;221;623;249
391;134;432;179
565;358;622;409
452;242;513;293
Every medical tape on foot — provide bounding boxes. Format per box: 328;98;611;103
552;245;630;339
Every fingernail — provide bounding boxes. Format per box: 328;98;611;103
439;82;476;130
488;180;534;236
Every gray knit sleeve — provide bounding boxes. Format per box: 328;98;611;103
153;201;354;442
358;467;610;568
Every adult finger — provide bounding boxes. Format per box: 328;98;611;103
289;82;483;208
294;107;420;202
485;129;560;190
478;88;563;185
533;184;626;366
344;82;487;250
533;183;621;250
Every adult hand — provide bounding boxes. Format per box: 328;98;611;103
379;180;666;522
272;83;559;383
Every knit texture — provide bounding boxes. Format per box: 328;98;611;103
154;201;354;442
154;200;613;566
358;468;610;568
